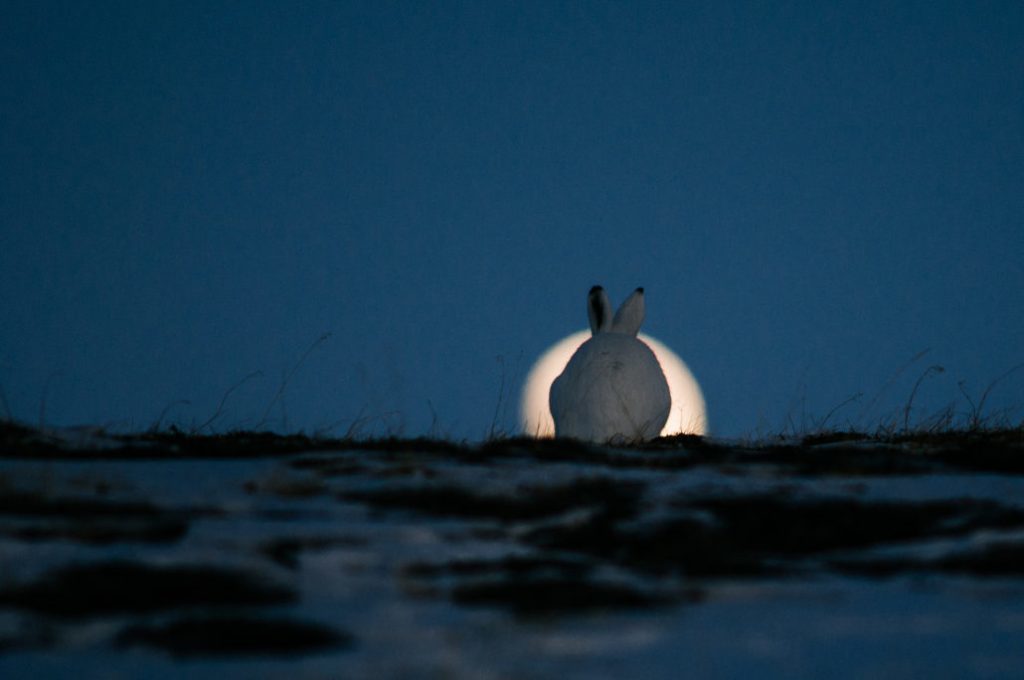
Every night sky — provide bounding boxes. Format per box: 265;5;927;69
2;1;1022;439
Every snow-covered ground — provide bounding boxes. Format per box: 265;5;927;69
2;434;1023;678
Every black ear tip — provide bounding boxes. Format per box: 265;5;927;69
636;287;644;294
589;285;604;294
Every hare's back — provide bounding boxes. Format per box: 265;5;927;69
550;334;671;441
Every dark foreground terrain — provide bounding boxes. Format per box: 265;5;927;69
1;421;1023;678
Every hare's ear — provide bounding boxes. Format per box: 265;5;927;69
587;285;612;335
611;287;645;335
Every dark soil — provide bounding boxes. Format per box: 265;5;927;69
116;615;352;657
0;561;294;618
0;491;192;545
524;495;1024;578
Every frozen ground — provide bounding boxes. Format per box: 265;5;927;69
1;424;1023;678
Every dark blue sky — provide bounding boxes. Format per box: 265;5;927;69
2;1;1022;438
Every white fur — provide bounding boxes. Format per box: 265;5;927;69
549;286;671;442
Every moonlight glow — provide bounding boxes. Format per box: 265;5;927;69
520;331;708;437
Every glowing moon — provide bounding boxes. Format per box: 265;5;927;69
520;330;708;437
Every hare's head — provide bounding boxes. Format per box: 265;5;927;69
587;286;646;336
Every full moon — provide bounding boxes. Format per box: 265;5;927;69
520;330;708;437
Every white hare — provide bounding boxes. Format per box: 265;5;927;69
549;286;671;442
